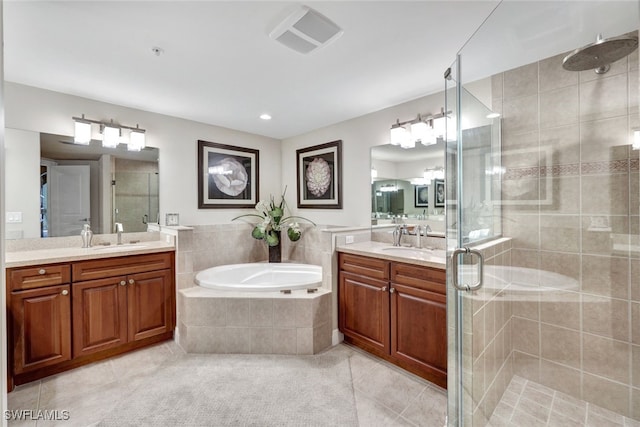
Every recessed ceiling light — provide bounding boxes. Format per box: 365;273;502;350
260;114;272;120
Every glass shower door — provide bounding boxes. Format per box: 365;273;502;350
447;2;640;426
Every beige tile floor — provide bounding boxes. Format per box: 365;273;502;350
489;375;640;427
7;341;448;427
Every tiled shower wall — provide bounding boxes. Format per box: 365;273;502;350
491;30;640;419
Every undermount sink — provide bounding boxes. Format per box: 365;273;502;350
91;243;148;252
381;246;446;259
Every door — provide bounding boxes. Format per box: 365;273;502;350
48;164;90;237
11;285;72;374
127;269;173;341
72;277;128;357
390;283;447;388
445;54;503;426
339;271;390;355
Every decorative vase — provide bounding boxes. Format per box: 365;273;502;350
268;231;282;263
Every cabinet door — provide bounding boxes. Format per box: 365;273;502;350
339;271;390;354
127;269;173;342
72;277;128;357
11;285;72;374
390;283;447;388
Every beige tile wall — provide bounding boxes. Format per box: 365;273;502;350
492;30;640;420
464;238;514;426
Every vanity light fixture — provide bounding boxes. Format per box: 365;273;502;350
72;115;147;150
73;114;92;145
128;126;146;152
424;167;444;181
633;130;640;150
389;108;451;148
101;121;120;148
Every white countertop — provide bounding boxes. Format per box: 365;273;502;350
336;241;446;269
6;240;175;268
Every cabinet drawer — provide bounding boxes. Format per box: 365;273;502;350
8;264;71;291
339;253;389;281
72;252;173;282
391;262;446;294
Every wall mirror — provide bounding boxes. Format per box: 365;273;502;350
5;129;159;240
371;142;445;228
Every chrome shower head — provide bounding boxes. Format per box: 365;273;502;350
562;33;638;74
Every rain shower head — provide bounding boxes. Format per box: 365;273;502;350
562;33;638;74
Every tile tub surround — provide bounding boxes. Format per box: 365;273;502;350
178;287;332;355
490;29;640;421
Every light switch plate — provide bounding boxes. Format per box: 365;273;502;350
6;212;23;223
345;235;354;244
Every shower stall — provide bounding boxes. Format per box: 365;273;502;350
446;2;640;426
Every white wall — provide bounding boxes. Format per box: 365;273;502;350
281;91;448;227
5;82;281;227
5;128;40;238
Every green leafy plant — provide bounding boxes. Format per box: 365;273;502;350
232;187;315;247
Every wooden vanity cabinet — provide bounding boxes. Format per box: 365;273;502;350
72;254;174;357
10;283;72;375
7;251;175;387
338;252;447;388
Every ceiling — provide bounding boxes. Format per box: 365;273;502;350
3;1;500;140
4;1;638;140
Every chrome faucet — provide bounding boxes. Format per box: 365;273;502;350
414;225;422;248
424;224;433;236
392;225;403;246
115;222;123;245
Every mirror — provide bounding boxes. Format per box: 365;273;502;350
5;129;159;239
371;142;445;227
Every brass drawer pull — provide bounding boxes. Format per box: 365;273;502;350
39;269;46;275
61;290;69;296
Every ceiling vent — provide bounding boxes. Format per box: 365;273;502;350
270;6;343;54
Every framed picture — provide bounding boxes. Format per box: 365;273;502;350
414;185;429;207
434;179;445;207
197;140;259;208
296;140;342;209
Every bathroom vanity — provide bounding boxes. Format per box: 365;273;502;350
5;242;175;388
337;242;446;388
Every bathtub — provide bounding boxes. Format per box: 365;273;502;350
195;263;322;292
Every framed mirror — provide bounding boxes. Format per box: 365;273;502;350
5;129;159;239
371;142;445;227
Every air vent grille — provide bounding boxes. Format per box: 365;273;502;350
270;6;343;54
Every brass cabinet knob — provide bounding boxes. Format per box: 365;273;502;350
390;288;395;294
61;290;69;296
39;269;46;275
381;286;388;292
128;279;135;285
120;280;127;286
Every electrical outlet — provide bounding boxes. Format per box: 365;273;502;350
345;235;354;244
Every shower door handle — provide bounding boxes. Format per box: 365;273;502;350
451;247;484;292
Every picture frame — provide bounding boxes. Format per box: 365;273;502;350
434;179;445;207
197;140;259;209
296;140;342;209
414;185;429;207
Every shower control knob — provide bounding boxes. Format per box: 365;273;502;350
120;280;126;286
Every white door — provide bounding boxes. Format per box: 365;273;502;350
48;165;90;237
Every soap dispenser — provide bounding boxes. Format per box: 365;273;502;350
81;223;93;248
